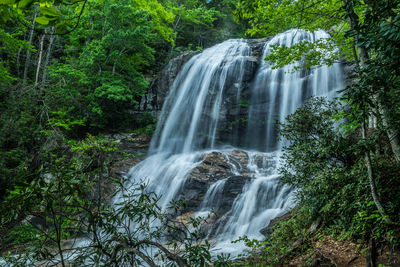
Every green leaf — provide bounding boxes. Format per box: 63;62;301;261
0;0;16;4
17;0;33;9
39;6;59;17
35;16;49;25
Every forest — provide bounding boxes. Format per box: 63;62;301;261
0;0;400;266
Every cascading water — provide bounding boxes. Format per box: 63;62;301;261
150;39;252;154
119;29;344;255
121;39;252;211
245;29;343;151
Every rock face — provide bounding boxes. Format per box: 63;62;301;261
137;52;200;112
107;133;151;178
119;36;344;236
259;212;292;236
93;133;152;204
131;39;272;151
180;151;250;213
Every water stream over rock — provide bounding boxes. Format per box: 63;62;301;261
118;29;345;255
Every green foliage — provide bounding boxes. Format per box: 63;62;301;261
233;2;400;262
235;0;345;37
0;135;231;266
162;0;245;57
239;99;250;107
0;0;245;208
234;207;313;266
234;0;356;71
0;0;245;263
132;112;157;135
237;97;400;264
278;97;400;242
0;22;31;83
265;38;341;71
0;0;86;33
353;202;397;243
3;224;39;247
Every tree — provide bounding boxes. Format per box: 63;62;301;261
0;0;88;33
1;135;231;266
43;0;174;129
164;0;221;49
278;97;399;244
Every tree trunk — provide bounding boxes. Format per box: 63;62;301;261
344;0;400;164
16;47;22;78
366;238;376;267
41;27;56;84
362;122;391;222
345;0;392;221
23;6;38;84
102;0;106;38
35;34;45;87
378;101;400;163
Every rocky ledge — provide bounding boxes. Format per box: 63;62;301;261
106;133;151;178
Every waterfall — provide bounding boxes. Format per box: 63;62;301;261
245;29;343;151
119;29;344;255
150;39;252;155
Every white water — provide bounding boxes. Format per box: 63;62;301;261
118;29;344;255
246;29;343;151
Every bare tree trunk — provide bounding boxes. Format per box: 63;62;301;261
16;48;22;78
23;6;38;84
344;0;400;164
366;238;376;267
35;34;45;87
41;27;56;84
169;14;181;55
362;122;391;222
102;0;106;38
378;102;400;163
16;32;28;78
112;50;125;75
345;0;392;221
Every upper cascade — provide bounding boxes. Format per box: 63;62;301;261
150;29;344;155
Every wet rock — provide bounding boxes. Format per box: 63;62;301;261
176;211;197;225
343;60;356;87
188;152;235;184
103;134;151;203
217;175;250;214
248;37;271;59
260;212;292;236
137;51;200;111
177;150;252;231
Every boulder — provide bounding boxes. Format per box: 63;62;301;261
176;150;252;232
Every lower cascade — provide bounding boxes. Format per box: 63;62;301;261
117;29;345;254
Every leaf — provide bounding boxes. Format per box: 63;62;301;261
0;0;16;4
17;0;33;9
39;6;59;17
35;16;49;25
